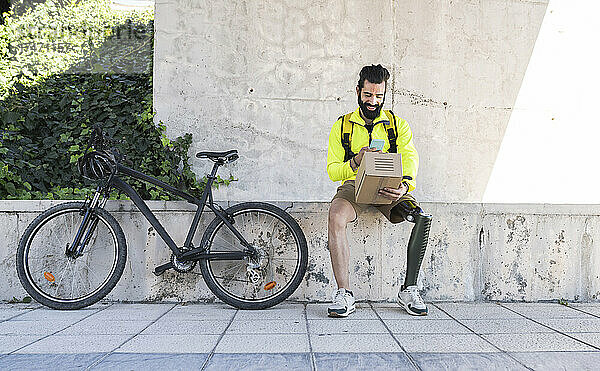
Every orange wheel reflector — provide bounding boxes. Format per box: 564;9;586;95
264;281;276;290
43;272;55;282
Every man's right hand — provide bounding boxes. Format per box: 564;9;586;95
354;146;381;166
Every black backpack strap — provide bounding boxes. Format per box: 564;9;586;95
340;113;356;162
384;110;398;153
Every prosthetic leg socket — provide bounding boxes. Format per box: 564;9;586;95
403;212;432;290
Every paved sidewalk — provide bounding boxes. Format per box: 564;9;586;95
1;301;600;370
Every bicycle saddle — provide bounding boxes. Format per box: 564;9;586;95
196;150;239;163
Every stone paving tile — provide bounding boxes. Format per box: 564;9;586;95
510;351;600;370
0;304;41;311
215;334;310;353
570;304;600;317
117;334;220;353
0;335;45;353
87;304;173;321
91;353;209;370
0;353;105;371
313;352;414;370
499;303;595;319
234;304;304;321
205;353;311;370
141;320;230;335
538;318;600;333
0;309;36;321
395;334;498;353
565;333;600;348
310;333;401;353
460;318;555;334
308;319;388;334
411;352;527;370
374;305;451;320
481;333;596;352
161;304;237;321
383;319;471;334
227;319;306;334
16;335;131;354
307;303;378;320
14;308;99;322
58;320;152;335
0;320;74;335
434;303;522;320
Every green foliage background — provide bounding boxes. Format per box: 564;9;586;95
0;0;232;200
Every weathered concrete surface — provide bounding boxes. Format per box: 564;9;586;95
153;0;548;203
2;200;599;303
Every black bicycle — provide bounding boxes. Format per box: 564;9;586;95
16;129;308;310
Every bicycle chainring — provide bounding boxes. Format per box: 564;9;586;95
171;253;196;273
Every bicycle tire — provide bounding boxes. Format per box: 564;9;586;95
199;202;308;310
16;202;127;310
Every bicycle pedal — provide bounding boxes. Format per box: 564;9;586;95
153;262;174;276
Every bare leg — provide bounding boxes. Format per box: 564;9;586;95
328;198;356;289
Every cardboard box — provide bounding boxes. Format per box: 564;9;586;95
355;152;403;204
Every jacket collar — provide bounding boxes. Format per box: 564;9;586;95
349;107;389;126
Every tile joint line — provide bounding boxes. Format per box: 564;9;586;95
304;303;317;371
1;303;116;361
85;303;178;370
369;301;422;371
200;307;239;370
433;303;533;370
496;302;600;352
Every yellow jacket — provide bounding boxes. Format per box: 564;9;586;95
326;108;419;192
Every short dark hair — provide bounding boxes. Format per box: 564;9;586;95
357;64;390;89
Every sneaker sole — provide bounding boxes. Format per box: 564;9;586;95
397;296;428;316
327;307;355;318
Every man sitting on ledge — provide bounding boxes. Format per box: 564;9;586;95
326;64;432;318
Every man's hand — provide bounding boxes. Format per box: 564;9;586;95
354;146;381;166
378;183;408;201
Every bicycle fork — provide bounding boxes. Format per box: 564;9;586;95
66;188;107;258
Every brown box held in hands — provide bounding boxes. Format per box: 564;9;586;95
355;152;403;204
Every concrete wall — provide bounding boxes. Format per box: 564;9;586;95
153;0;548;203
2;200;599;303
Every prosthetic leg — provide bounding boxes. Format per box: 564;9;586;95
395;199;432;291
394;199;432;315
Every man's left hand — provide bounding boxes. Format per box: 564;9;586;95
378;183;408;201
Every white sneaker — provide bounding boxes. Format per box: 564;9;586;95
328;288;355;317
397;285;428;316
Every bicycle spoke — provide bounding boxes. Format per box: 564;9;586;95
53;262;70;297
215;262;244;276
213;232;239;251
213;276;250;283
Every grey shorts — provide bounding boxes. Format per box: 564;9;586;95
331;180;419;224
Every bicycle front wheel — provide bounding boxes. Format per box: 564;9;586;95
16;202;127;310
199;202;308;310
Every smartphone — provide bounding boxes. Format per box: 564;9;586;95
370;139;385;151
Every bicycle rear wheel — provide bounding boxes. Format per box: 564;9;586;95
16;202;127;310
199;202;308;309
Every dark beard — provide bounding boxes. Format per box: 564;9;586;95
358;94;384;120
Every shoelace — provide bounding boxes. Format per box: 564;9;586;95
409;288;424;306
332;289;348;304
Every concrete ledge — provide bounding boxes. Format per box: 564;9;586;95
1;200;599;303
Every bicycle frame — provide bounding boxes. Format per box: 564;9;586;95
82;159;255;263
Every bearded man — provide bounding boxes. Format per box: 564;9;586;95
325;64;432;317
